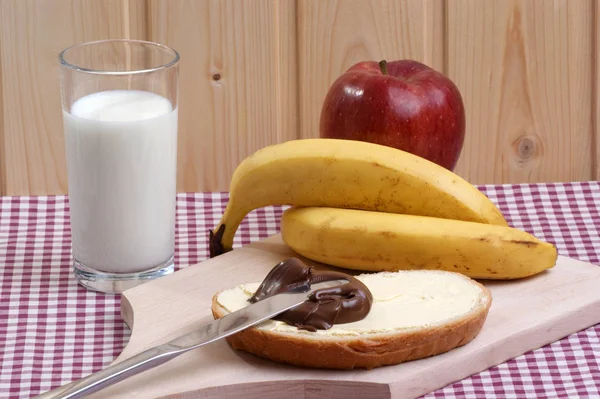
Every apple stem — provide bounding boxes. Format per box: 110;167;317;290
379;60;388;75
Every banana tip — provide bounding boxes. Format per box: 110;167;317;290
209;224;229;258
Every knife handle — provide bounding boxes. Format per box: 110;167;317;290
32;345;180;399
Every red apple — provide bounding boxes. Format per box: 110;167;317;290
319;59;465;171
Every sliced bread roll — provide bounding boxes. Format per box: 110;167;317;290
211;269;492;370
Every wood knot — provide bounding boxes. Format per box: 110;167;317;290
511;135;540;165
212;73;221;81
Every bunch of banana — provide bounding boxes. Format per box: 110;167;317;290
209;138;557;279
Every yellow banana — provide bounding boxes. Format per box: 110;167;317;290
280;206;557;280
209;138;507;257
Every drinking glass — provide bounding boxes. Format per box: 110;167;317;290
59;39;180;293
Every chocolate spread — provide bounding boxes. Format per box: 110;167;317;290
248;258;373;332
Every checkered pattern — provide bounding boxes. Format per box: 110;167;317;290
1;182;599;398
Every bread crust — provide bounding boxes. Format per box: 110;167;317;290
211;283;492;370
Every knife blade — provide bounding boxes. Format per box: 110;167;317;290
33;277;348;399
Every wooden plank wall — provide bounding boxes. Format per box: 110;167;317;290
446;0;595;184
0;0;598;195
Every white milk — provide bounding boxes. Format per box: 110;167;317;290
63;90;178;273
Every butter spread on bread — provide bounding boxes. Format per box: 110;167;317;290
212;269;492;369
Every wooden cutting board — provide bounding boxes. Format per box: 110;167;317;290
88;234;600;399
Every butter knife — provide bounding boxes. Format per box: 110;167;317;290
34;277;348;399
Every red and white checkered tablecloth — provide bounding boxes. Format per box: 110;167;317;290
1;182;599;398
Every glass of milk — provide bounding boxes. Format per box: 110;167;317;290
59;40;179;293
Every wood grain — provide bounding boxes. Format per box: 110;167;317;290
148;0;299;193
0;9;5;196
448;0;595;184
297;0;445;139
0;0;148;195
274;0;299;149
595;0;600;180
1;0;599;194
51;234;599;399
